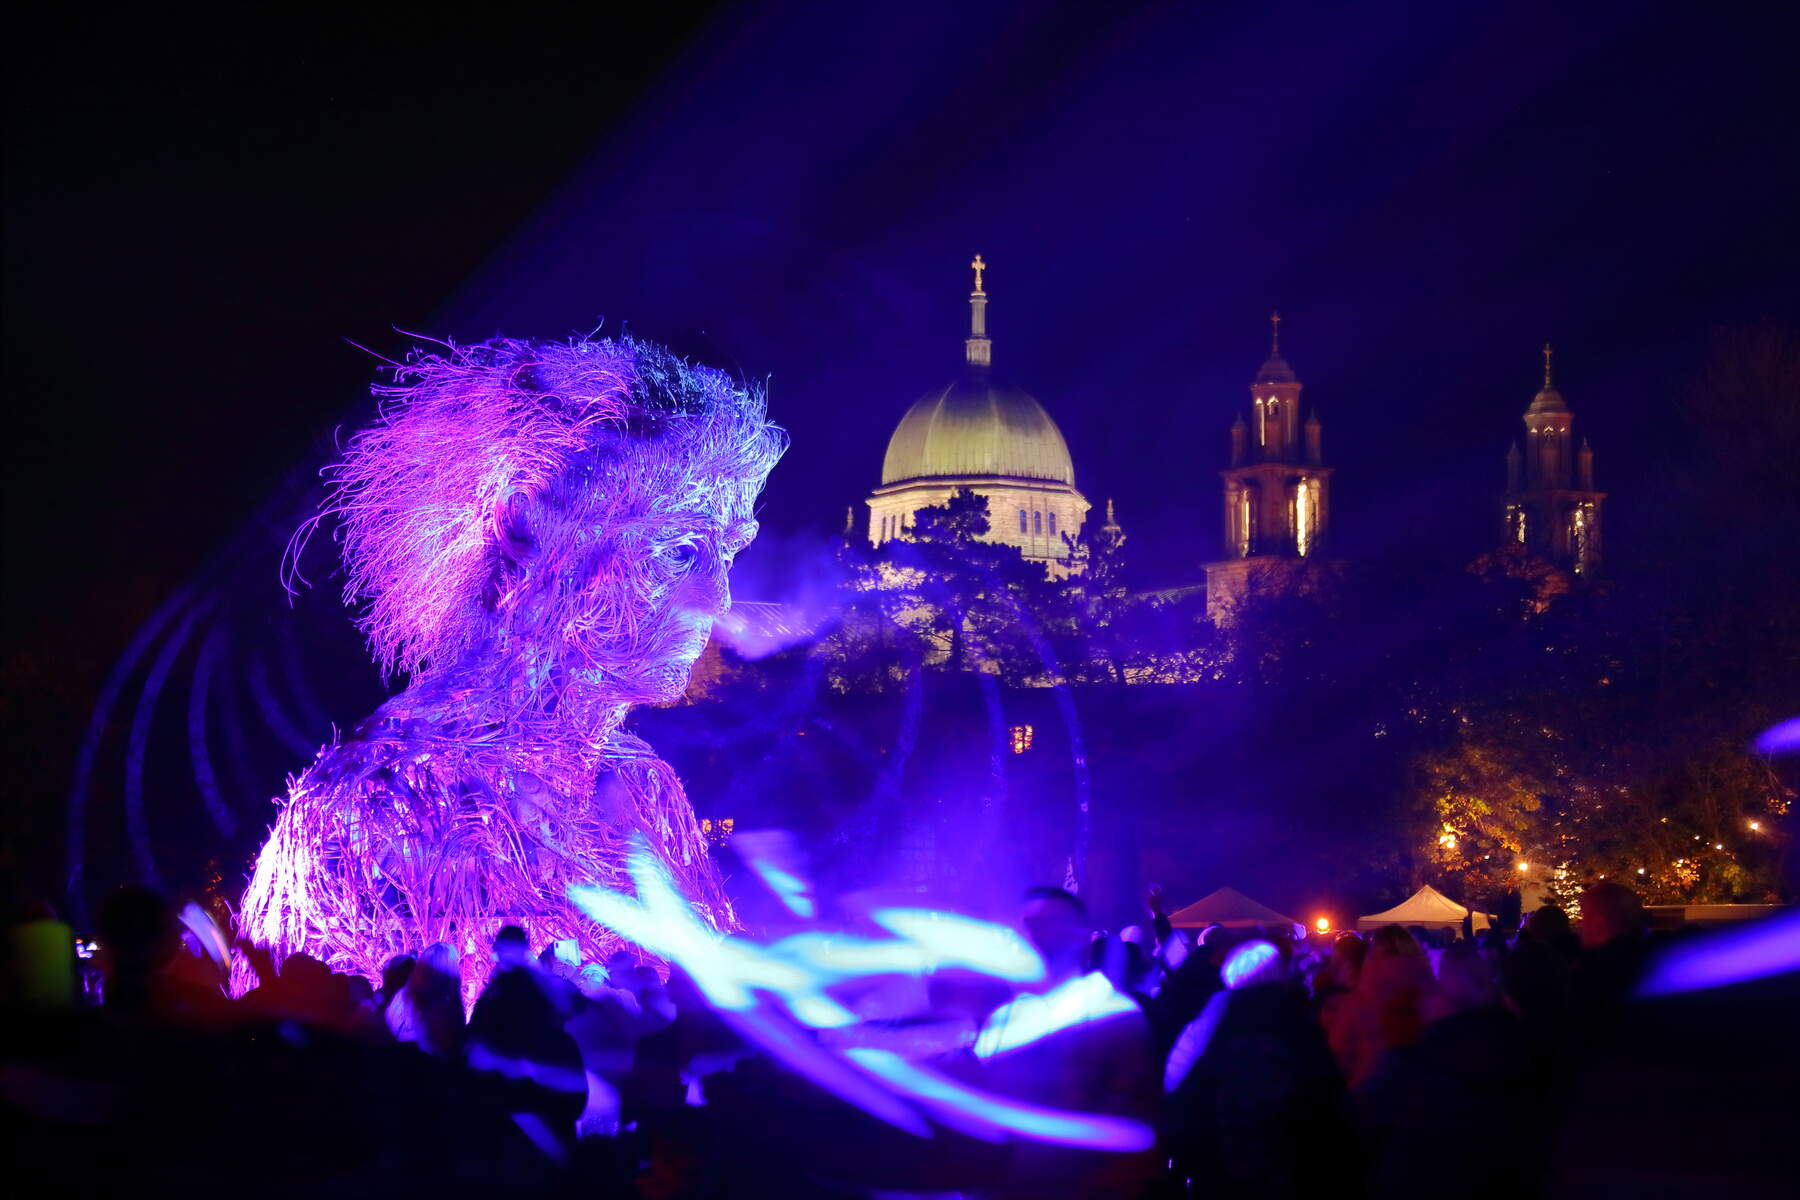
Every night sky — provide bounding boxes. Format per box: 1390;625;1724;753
6;0;1798;744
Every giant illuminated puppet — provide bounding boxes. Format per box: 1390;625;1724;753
237;334;785;988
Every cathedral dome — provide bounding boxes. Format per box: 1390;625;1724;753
1528;343;1569;413
1527;385;1567;414
1254;352;1297;384
880;371;1077;486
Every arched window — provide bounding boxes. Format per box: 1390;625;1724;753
1018;509;1027;533
1295;478;1317;557
1048;512;1057;537
1033;511;1042;535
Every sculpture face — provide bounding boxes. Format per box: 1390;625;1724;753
546;447;763;706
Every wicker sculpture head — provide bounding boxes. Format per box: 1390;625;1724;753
238;335;785;992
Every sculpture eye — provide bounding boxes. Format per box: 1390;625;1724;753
661;540;701;572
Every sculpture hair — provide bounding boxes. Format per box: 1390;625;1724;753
303;333;786;681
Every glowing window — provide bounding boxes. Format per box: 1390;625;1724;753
1255;398;1266;446
1295;477;1316;557
1008;724;1034;754
1238;488;1253;557
1571;503;1591;574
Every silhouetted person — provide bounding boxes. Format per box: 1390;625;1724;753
1523;904;1580;964
376;953;415;1015
385;942;465;1059
1329;924;1433;1090
1165;940;1352;1200
1313;931;1366;1038
244;952;357;1030
977;886;1158;1198
1569;880;1651;1044
91;884;225;1021
467;926;584;1138
1360;943;1550;1198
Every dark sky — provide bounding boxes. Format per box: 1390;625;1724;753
7;0;1799;670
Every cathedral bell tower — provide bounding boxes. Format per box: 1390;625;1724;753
1499;346;1605;574
1204;315;1335;623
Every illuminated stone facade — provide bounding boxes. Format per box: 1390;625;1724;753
1499;346;1605;574
867;257;1090;575
1204;317;1334;623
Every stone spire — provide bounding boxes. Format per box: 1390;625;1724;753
965;254;992;369
1530;342;1567;413
1255;309;1297;384
1102;497;1123;537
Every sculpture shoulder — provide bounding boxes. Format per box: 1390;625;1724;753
285;701;461;797
598;728;683;796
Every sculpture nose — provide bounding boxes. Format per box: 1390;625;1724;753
685;561;731;617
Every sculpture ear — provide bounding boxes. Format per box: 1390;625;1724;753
495;489;539;567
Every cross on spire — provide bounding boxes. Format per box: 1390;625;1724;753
1543;343;1554;389
1270;310;1282;356
965;254;992;368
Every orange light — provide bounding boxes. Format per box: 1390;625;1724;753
1314;917;1330;933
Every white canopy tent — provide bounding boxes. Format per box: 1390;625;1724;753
1357;884;1491;932
1168;886;1299;930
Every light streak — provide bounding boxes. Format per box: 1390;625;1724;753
1220;939;1281;990
972;971;1137;1060
1755;715;1800;754
566;839;1149;1152
1164;992;1227;1094
847;1049;1154;1151
1637;909;1800;997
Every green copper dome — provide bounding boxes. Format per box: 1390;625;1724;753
881;371;1077;486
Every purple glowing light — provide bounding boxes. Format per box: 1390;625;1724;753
846;1048;1155;1151
735;830;818;919
971;972;1137;1060
1755;714;1800;755
570;840;854;1030
567;839;1152;1151
1220;939;1282;990
1637;909;1800;997
1163;992;1227;1094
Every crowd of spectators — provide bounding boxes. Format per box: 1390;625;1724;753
1;877;1792;1198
